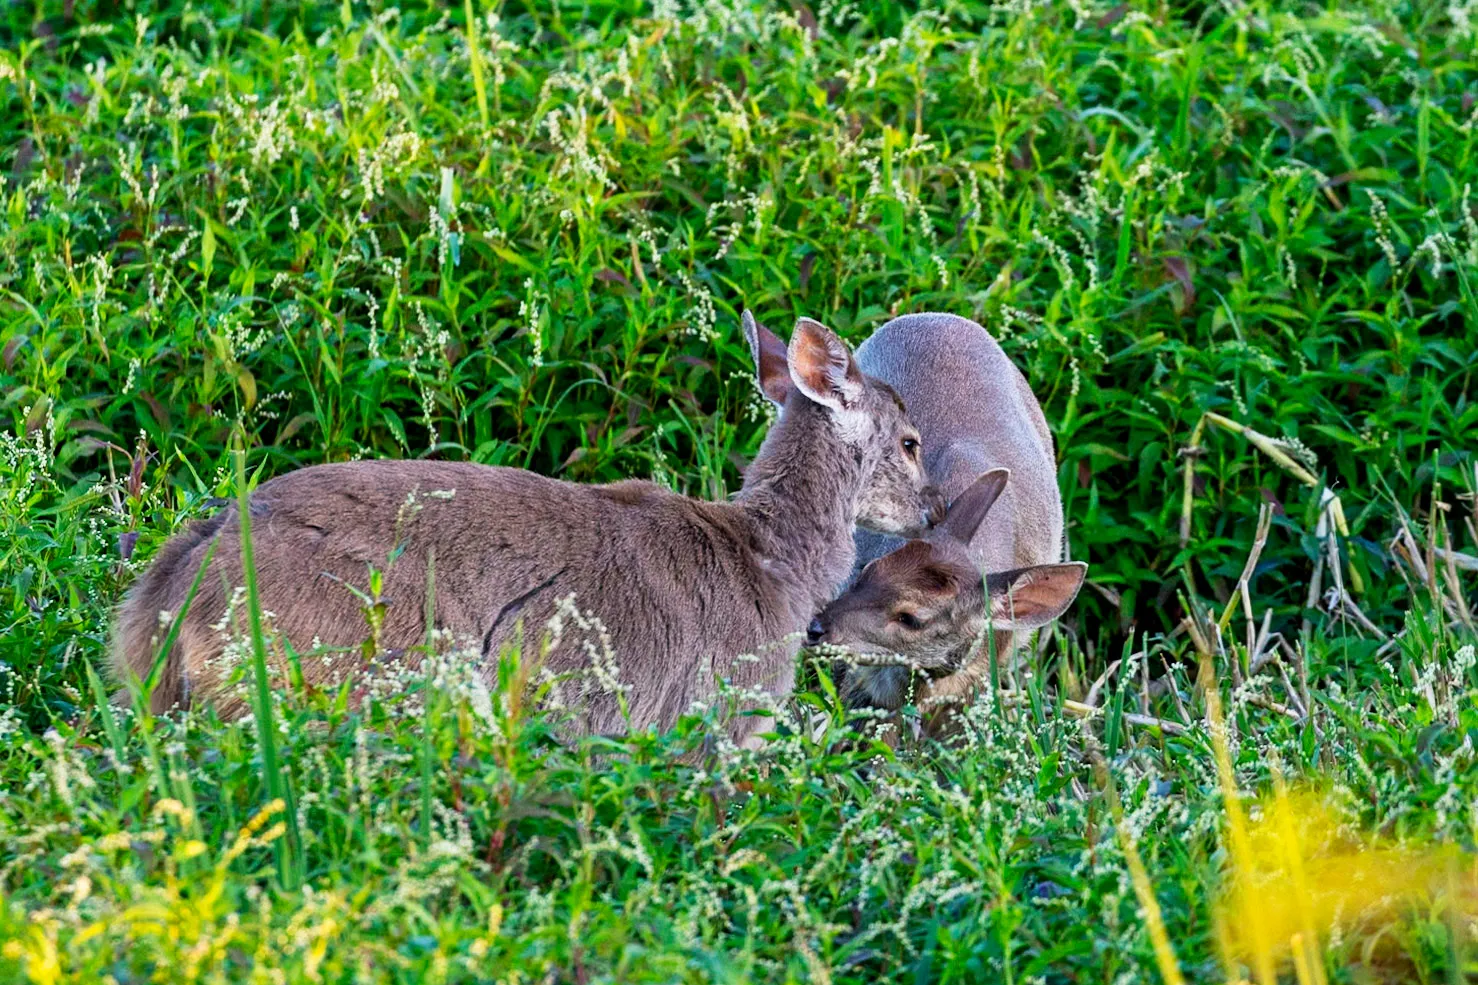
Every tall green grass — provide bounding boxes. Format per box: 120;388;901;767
1;0;1477;981
3;591;1476;981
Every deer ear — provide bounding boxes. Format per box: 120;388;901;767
743;310;791;405
787;317;864;412
984;562;1087;629
937;469;1010;545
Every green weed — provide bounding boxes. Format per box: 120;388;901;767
1;0;1476;981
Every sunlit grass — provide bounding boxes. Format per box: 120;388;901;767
1202;659;1472;985
1218;783;1465;983
1;0;1477;981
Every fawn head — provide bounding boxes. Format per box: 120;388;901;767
744;311;944;535
807;469;1086;670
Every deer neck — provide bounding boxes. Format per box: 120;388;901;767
737;396;864;610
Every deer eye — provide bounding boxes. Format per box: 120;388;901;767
894;611;923;630
901;437;919;456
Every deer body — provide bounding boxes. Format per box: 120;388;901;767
114;316;940;745
822;313;1080;724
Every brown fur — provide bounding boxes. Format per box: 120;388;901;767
113;315;939;747
814;312;1082;733
812;506;1086;731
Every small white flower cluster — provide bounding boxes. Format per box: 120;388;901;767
1366;189;1401;273
672;267;719;344
542;101;616;203
518;277;548;369
356;131;424;203
408;302;451;448
547;593;627;712
706;189;774;262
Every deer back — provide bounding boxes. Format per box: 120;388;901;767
852;312;1062;577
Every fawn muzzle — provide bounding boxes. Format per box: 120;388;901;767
923;484;949;528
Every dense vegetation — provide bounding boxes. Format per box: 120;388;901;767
1;0;1476;981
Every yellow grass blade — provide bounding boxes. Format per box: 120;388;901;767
1117;816;1188;985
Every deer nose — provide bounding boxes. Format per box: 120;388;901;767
806;617;827;645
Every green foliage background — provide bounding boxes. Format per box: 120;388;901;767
1;1;1477;982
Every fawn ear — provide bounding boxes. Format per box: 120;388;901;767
743;310;791;405
787;317;864;412
937;469;1011;545
983;562;1087;630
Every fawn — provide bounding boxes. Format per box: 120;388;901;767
810;469;1085;730
805;312;1084;735
114;313;943;747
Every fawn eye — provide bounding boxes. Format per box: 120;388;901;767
901;437;919;457
894;611;923;630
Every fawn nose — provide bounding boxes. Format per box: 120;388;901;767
924;485;948;527
806;617;827;645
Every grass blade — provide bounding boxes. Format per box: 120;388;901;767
465;0;489;132
84;659;126;770
234;437;301;889
140;536;219;706
422;548;436;847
